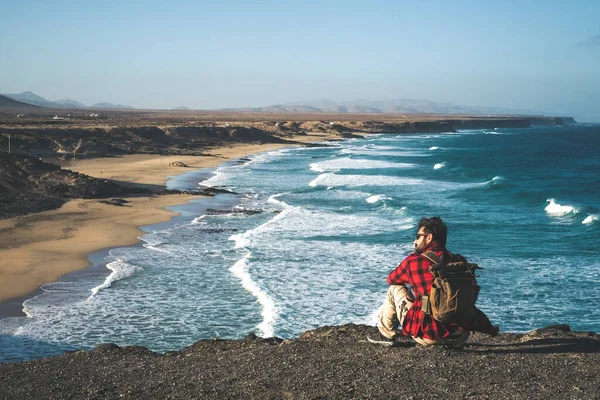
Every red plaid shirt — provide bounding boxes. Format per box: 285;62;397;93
387;242;495;340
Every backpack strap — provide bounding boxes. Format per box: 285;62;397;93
421;251;442;266
420;251;442;316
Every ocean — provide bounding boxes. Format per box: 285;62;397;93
1;124;599;362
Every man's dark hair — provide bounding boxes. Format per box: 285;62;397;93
418;216;448;247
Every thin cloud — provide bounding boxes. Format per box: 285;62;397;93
575;34;600;47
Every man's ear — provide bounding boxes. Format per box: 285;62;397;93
426;233;433;245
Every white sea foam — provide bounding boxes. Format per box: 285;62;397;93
141;233;169;247
339;147;429;157
308;173;424;188
355;144;398;150
545;199;579;217
88;260;141;299
309;173;497;191
191;215;207;224
245;148;290;166
486;129;514;135
583;214;599;225
199;169;229;187
367;306;381;326
140;233;172;254
267;193;291;208
229;253;277;338
481;176;509;188
22;302;34;318
235;200;413;244
366;194;392;204
429;146;440;150
434;162;446;170
229;207;297;249
309;158;416;173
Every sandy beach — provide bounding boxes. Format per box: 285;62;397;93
0;133;339;307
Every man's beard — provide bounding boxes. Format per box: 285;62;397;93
414;240;428;254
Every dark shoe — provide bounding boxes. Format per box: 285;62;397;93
490;326;500;337
367;332;396;346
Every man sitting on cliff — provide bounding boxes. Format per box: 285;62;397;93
368;216;499;348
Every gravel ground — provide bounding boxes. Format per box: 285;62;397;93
1;324;599;399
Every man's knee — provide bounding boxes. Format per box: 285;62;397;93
387;285;414;302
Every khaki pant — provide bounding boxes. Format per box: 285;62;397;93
377;285;470;348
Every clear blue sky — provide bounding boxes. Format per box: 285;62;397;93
1;0;599;120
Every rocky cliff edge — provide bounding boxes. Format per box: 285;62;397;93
0;324;598;399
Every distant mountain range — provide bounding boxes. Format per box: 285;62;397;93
216;98;555;116
2;91;557;117
221;98;546;116
2;91;133;110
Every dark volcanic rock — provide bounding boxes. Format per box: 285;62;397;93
167;161;188;167
0;324;599;399
98;198;131;207
196;228;239;234
0;192;66;218
0;125;295;159
154;187;237;196
0;153;148;218
206;207;262;215
197;186;236;196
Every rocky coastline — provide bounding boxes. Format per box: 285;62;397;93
0;115;575;160
1;324;599;399
0;152;151;218
0;115;575;219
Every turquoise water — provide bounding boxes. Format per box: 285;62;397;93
1;124;599;362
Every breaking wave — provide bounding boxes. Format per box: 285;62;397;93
229;253;277;338
366;194;393;204
545;199;579;217
583;214;599;225
88;260;141;299
309;157;416;172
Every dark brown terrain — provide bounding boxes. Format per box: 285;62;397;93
0;152;153;218
1;324;598;399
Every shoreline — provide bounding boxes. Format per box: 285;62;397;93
0;132;341;316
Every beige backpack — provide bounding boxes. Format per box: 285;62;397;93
420;251;481;323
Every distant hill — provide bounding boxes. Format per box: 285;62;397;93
279;98;548;116
216;97;546;116
0;94;40;109
54;99;86;108
2;91;134;110
346;105;382;114
172;106;192;111
91;103;134;110
277;105;321;113
323;106;348;113
217;104;322;113
4;91;58;108
217;98;570;117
